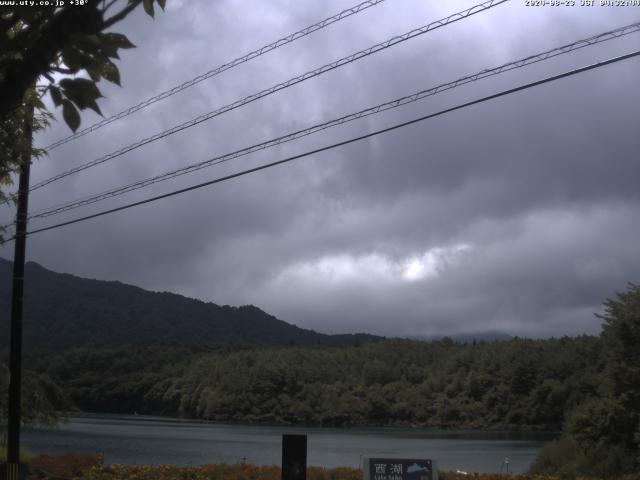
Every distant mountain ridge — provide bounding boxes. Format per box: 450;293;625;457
421;331;513;343
0;258;380;351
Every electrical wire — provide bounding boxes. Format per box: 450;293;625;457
21;49;640;238
43;0;388;151
26;21;640;221
29;0;509;192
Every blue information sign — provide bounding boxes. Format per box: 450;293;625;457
364;458;437;480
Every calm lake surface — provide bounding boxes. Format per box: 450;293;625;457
24;414;556;474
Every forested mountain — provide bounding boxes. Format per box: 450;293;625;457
29;336;603;430
1;255;636;476
2;255;636;477
0;257;604;432
0;258;379;350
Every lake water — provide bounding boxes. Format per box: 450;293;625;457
24;414;555;474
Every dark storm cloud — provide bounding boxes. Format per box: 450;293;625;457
2;0;639;337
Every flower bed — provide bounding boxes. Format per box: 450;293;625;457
24;455;640;480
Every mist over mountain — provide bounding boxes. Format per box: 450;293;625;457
0;258;379;351
421;332;514;343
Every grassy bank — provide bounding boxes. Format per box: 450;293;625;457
23;454;640;480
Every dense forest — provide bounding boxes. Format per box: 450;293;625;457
28;336;601;429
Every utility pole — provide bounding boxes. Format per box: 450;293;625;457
6;102;34;480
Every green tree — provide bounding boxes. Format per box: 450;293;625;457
0;365;70;448
0;0;167;228
531;284;640;477
591;283;640;471
0;0;168;430
564;398;636;476
0;89;51;239
598;283;640;412
1;0;166;125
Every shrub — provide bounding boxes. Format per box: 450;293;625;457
528;436;585;479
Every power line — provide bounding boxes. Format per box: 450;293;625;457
26;21;640;221
29;0;509;192
22;49;640;238
43;0;388;151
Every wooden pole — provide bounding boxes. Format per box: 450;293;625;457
282;434;307;480
6;102;34;480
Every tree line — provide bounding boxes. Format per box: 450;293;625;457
28;336;601;430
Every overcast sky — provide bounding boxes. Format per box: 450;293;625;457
2;0;639;338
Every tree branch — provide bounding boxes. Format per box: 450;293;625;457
102;0;143;29
52;66;76;74
0;5;103;119
102;0;120;13
0;12;21;36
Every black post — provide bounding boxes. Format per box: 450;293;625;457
282;434;306;480
6;104;33;480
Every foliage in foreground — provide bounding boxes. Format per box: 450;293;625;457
0;445;31;463
0;1;166;241
21;457;640;480
530;283;640;478
0;1;167;125
29;452;98;478
0;366;70;435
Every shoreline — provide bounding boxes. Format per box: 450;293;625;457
62;410;562;434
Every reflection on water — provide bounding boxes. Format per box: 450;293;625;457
24;414;556;474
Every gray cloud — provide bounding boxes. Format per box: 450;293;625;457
2;0;639;338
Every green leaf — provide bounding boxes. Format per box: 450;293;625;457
94;36;121;59
85;98;102;116
61;46;93;71
101;60;121;86
34;97;47;111
86;63;102;82
59;78;103;115
98;32;136;50
103;47;120;60
62;100;80;132
74;34;102;54
60;78;102;102
156;0;166;10
49;86;62;107
143;0;155;17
